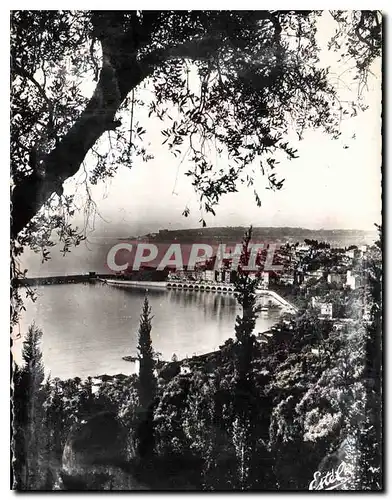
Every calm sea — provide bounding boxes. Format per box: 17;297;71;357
12;283;281;380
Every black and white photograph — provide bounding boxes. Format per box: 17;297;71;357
10;9;383;491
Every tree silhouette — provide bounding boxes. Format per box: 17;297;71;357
11;11;381;240
136;295;157;458
231;228;262;489
12;323;46;490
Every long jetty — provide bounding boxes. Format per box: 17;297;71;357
15;273;114;286
15;274;298;314
102;278;298;313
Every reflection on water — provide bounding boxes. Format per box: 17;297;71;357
12;283;281;380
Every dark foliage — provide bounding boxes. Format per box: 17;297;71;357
136;295;157;458
12;234;382;490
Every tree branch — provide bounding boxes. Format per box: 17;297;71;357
12;63;53;111
355;11;376;50
11;45;157;238
10;12;283;238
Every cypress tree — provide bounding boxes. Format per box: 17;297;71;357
232;228;261;489
136;295;157;458
12;323;46;489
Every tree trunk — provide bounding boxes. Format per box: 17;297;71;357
11;45;153;238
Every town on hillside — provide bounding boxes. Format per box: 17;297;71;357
106;239;374;324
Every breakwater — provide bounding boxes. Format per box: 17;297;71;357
102;279;298;313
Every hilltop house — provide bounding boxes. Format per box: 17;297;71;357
346;270;361;290
203;269;215;282
311;296;333;319
180;363;191;375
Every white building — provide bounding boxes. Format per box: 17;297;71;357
297;244;311;253
180;365;191;375
346;270;361;290
203;269;215;282
311;297;333;319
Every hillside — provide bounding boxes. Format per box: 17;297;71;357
136;226;377;248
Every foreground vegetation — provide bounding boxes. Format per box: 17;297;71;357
12;234;382;490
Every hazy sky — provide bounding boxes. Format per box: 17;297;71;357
67;102;381;237
59;12;381;242
18;12;382;277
